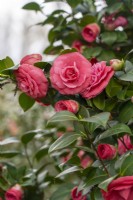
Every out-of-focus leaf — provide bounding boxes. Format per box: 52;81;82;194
56;166;81;178
22;2;42;12
19;93;35;112
119;101;133;123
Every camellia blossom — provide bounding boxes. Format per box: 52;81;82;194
118;134;133;155
114;16;128;28
81;23;100;43
55;100;79;114
72;40;83;52
14;64;48;99
101;176;133;200
20;54;42;65
71;186;87;200
81;61;114;99
5;184;23;200
50;52;92;95
97;144;116;160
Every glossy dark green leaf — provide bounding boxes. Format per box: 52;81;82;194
56;166;81;178
47;111;78;125
98;175;118;192
22;2;42;12
0;137;19;146
49;133;80;153
81;112;110;128
0;57;14;73
119;101;133;123
19;93;35;112
83;47;102;59
35;145;48;161
79;15;96;27
93;93;105;110
106;79;122;97
119;154;133;176
95;123;132;143
101;32;117;45
117;61;133;82
50;183;74;200
0;151;20;158
60;48;78;55
21;129;45;144
66;0;82;8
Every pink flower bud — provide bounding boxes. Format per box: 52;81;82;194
97;144;116;160
80;156;93;169
20;54;42;65
55;100;79;114
114;16;128;28
71;187;87;200
118;134;133;155
82;23;100;43
72;40;83;52
110;59;124;71
5;184;23;200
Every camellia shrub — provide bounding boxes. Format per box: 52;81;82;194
1;0;133;199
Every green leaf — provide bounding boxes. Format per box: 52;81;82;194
101;32;117;45
22;2;42;12
66;0;82;8
56;166;81;178
116;31;127;43
44;45;64;55
35;145;48;161
107;2;123;13
98;175;118;192
0;57;14;73
81;112;110;128
79;15;96;27
0;151;20;158
50;183;74;200
19;93;35;112
34;61;51;72
60;48;78;55
84;173;108;188
95;123;132;143
106;79;122;97
117;61;133;82
47;111;78;125
98;50;115;62
83;47;102;59
21;129;45;144
0;138;19;146
119;101;133;123
117;154;133;176
49;133;80;153
93;93;105;110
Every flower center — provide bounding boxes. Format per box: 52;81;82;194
61;62;79;82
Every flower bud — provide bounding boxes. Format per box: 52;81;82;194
55;100;79;114
110;59;124;71
20;54;42;65
97;144;116;160
5;184;23;200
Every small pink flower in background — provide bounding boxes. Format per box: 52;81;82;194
101;176;133;200
72;40;83;52
71;186;87;200
80;156;93;169
50;52;92;95
97;144;116;160
103;13;128;30
114;16;128;28
82;23;100;43
55;100;79;114
77;150;93;168
5;184;23;200
20;54;42;65
14;64;48;99
81;61;114;99
118;134;133;155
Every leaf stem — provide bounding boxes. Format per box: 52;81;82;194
24;145;33;169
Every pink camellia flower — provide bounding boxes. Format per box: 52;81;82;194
71;186;87;200
20;54;42;65
5;184;23;200
55;100;79;114
14;64;48;99
72;40;83;52
101;176;133;200
81;61;114;99
118;134;133;155
114;16;128;28
81;23;100;43
97;144;116;160
50;52;92;95
102;13;116;31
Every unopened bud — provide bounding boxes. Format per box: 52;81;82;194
110;59;124;71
